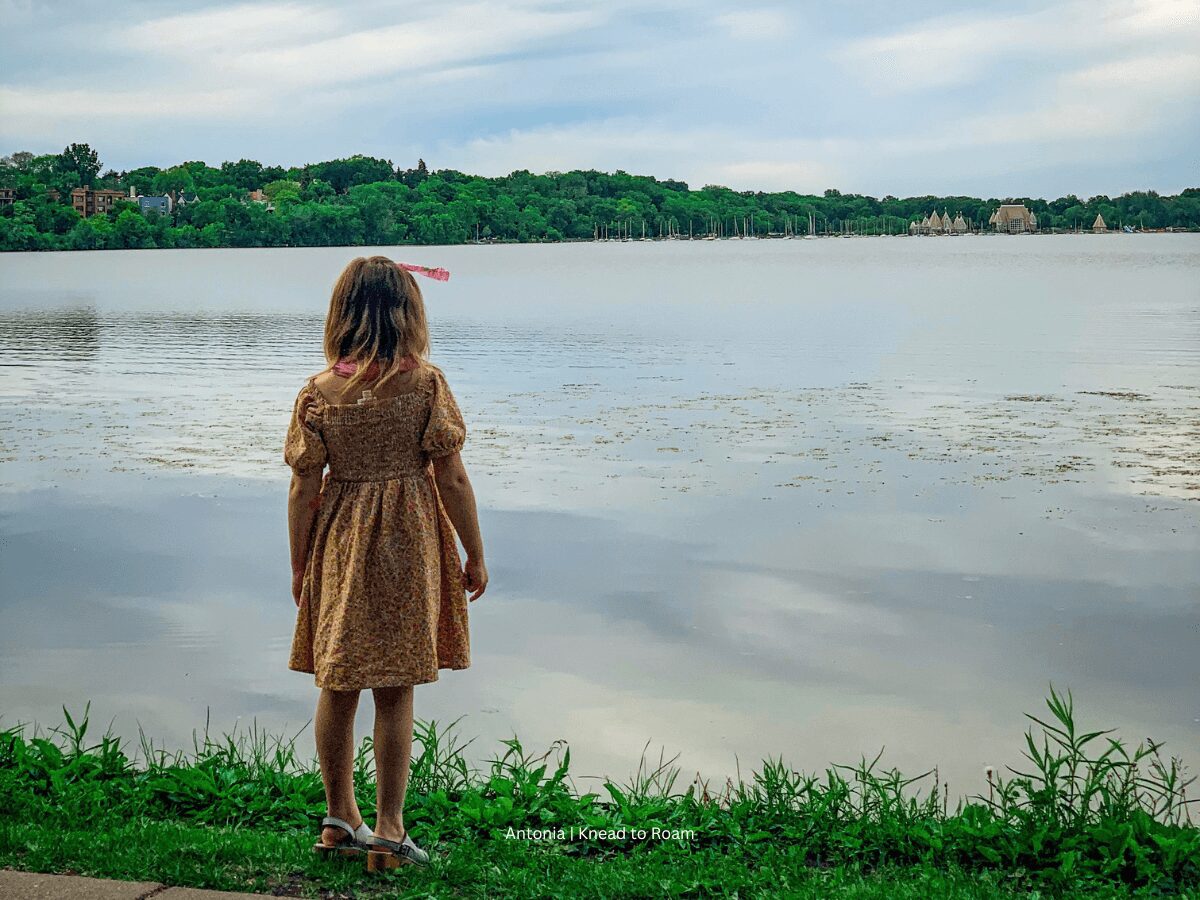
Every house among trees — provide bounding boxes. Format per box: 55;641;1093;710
138;195;173;215
246;188;276;212
989;204;1038;233
0;188;14;207
71;185;126;218
1092;213;1107;233
122;185;174;215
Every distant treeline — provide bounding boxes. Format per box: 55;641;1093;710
2;143;1197;251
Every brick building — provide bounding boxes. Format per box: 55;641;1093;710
71;185;126;218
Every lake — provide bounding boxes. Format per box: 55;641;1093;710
1;236;1197;799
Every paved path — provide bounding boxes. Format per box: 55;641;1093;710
0;869;271;899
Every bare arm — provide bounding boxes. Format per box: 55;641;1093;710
432;451;488;600
288;470;323;605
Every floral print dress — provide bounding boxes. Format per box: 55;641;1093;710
284;364;470;690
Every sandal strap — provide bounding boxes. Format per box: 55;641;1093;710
320;816;359;843
372;830;434;868
369;833;406;851
370;831;426;863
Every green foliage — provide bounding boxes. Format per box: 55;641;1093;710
0;689;1195;896
262;178;301;203
112;208;154;249
152;166;195;198
2;147;1199;253
220;158;285;191
54;142;101;187
0;203;47;250
63;215;113;250
303;154;396;193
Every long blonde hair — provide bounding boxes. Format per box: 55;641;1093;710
323;256;430;393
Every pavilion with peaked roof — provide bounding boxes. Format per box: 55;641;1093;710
1092;213;1107;233
910;209;969;235
989;204;1038;233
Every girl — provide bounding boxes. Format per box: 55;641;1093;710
284;255;487;868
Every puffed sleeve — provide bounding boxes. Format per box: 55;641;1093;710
284;385;327;475
421;368;467;459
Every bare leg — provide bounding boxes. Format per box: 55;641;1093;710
372;684;415;842
315;688;363;846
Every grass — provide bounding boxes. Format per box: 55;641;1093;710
0;686;1196;898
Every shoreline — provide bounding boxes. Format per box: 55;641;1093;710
3;228;1198;255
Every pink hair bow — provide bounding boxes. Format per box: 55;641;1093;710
398;262;450;282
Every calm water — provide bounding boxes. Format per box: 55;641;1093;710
1;237;1197;798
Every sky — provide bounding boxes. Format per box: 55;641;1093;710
1;0;1198;198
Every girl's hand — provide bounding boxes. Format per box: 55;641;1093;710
464;556;488;601
292;566;305;606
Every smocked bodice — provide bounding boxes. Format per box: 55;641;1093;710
284;365;467;482
320;390;432;481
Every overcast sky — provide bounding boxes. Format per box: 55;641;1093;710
1;0;1197;197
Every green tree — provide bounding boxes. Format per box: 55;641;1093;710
516;205;550;241
0;202;45;250
347;182;411;244
398;158;430;188
55;143;102;187
30;196;81;235
263;179;302;204
153;166;196;200
169;224;203;248
199;222;226;247
113;209;155;249
300;179;334;202
63;214;114;250
305;156;394;193
124;166;162;196
286;202;364;245
220;158;266;190
1;151;35;170
484;194;520;238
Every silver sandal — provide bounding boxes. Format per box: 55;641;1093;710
312;816;374;857
366;830;430;869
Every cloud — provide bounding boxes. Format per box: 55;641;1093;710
952;50;1198;148
0;0;1195;196
861;50;1200;156
218;3;602;90
1101;0;1200;36
439;119;844;191
838;12;1044;92
125;2;343;51
712;8;793;40
0;1;603;130
819;0;1200;189
838;0;1200;94
1062;50;1200;91
0;86;261;124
